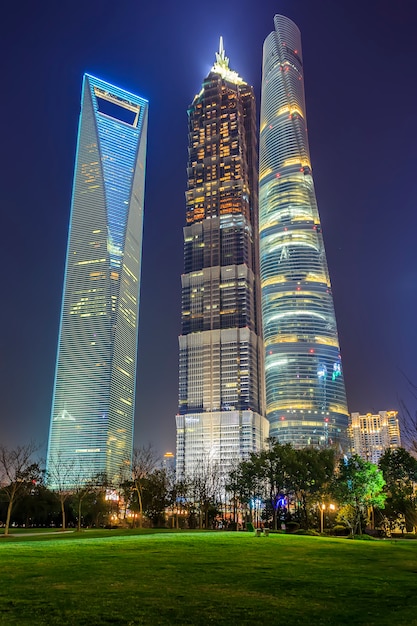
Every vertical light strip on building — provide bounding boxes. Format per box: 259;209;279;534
176;41;268;482
47;74;148;486
259;15;348;449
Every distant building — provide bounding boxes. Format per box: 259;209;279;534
163;452;176;474
348;411;401;464
175;40;269;482
47;74;148;487
259;15;348;449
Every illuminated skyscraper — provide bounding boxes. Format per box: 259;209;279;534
176;41;268;480
349;411;401;465
47;74;148;486
259;16;348;448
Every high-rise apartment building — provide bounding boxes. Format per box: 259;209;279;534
176;41;268;480
349;411;401;465
259;15;348;448
47;74;148;487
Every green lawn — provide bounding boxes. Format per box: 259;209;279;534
0;530;416;625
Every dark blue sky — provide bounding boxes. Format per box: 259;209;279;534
1;0;416;457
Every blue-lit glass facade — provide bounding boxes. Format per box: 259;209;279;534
46;74;148;486
259;16;348;449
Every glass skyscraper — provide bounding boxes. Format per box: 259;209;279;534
176;41;269;480
259;16;348;448
47;74;148;486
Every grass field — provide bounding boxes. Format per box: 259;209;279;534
1;530;416;625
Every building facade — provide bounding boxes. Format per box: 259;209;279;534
47;74;148;487
176;41;268;481
349;411;401;465
259;15;348;448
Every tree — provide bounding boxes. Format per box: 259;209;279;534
12;482;57;528
46;455;76;530
76;486;111;528
226;458;264;527
379;447;417;533
130;445;159;528
187;458;222;529
256;440;294;530
330;455;386;535
226;441;298;529
288;447;335;529
141;469;172;527
334;504;358;534
69;470;107;532
169;477;191;529
0;443;40;535
225;442;337;530
398;371;417;456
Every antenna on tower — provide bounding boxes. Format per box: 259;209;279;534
215;36;228;68
211;36;244;85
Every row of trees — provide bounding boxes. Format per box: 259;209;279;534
227;440;417;535
1;441;417;536
0;444;175;535
227;444;335;531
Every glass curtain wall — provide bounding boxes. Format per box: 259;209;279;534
176;43;268;481
259;16;348;449
47;75;148;487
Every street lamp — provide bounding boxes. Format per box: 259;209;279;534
320;504;325;534
250;497;262;528
320;503;335;533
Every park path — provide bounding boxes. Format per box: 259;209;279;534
0;530;75;538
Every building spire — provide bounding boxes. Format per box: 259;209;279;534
219;36;224;59
211;37;245;85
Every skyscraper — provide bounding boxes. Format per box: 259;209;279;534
349;411;401;464
47;74;148;486
259;16;348;448
176;41;268;480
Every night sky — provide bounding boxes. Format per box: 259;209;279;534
1;0;416;458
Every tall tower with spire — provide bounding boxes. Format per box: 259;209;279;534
259;15;348;449
175;41;268;482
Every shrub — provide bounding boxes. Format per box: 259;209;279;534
346;534;376;541
285;521;300;533
330;525;350;536
293;529;320;536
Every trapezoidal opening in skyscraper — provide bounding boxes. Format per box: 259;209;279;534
46;74;148;488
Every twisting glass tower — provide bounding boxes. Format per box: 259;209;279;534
176;41;268;481
259;16;348;449
47;74;148;486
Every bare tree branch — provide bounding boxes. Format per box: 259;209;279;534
0;443;39;535
130;445;160;528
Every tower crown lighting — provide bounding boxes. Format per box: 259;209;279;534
211;37;245;85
